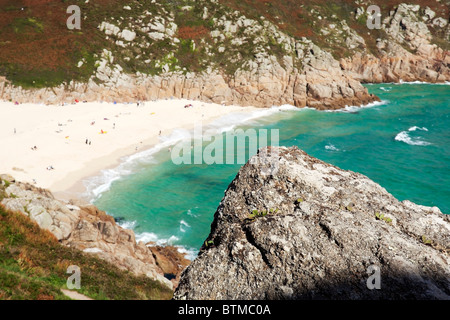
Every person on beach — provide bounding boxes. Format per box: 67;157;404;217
86;139;88;145
14;128;16;134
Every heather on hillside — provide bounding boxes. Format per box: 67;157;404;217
0;0;448;88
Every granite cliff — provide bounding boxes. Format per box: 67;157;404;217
0;175;189;291
340;3;450;83
174;146;450;299
0;1;448;108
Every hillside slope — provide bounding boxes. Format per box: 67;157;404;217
0;175;190;293
0;203;173;300
0;1;448;107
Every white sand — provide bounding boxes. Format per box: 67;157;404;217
0;99;258;198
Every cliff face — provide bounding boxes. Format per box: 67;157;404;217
174;147;450;300
0;175;189;290
1;1;448;108
0;43;378;110
340;4;450;83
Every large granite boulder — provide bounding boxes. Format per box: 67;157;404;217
174;146;450;299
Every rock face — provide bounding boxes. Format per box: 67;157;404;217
341;4;450;83
1;2;448;108
149;245;191;286
174;146;450;300
0;179;189;290
0;46;378;110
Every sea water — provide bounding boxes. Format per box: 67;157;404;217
89;83;449;258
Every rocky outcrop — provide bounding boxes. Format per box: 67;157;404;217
174;146;450;300
0;46;377;110
149;245;191;286
0;1;380;110
341;4;450;83
0;178;189;290
228;41;379;110
1;2;448;108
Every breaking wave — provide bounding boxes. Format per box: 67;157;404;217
395;126;431;146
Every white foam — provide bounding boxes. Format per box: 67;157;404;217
179;220;191;232
167;235;179;243
395;80;450;85
186;209;198;218
395;131;431;146
135;231;180;246
135;232;158;243
109;212;200;259
324;100;389;113
175;246;198;261
325;144;340;151
180;220;190;227
117;220;137;230
111;216;200;260
136;232;198;260
399;80;423;84
408;126;428;132
83;129;192;200
84;104;303;201
209;104;301;134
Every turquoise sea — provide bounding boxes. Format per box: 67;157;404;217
89;83;450;258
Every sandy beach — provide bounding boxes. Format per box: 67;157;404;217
0;99;258;199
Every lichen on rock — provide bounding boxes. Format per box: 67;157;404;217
174;146;450;300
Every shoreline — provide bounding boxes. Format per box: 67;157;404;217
363;81;450;85
2;81;443;203
52;140;157;202
0;99;260;201
69;104;302;204
2;83;448;260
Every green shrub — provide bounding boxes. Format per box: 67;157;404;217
247;208;278;221
375;212;392;224
421;235;432;246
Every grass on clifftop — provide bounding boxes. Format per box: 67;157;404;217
0;203;173;300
